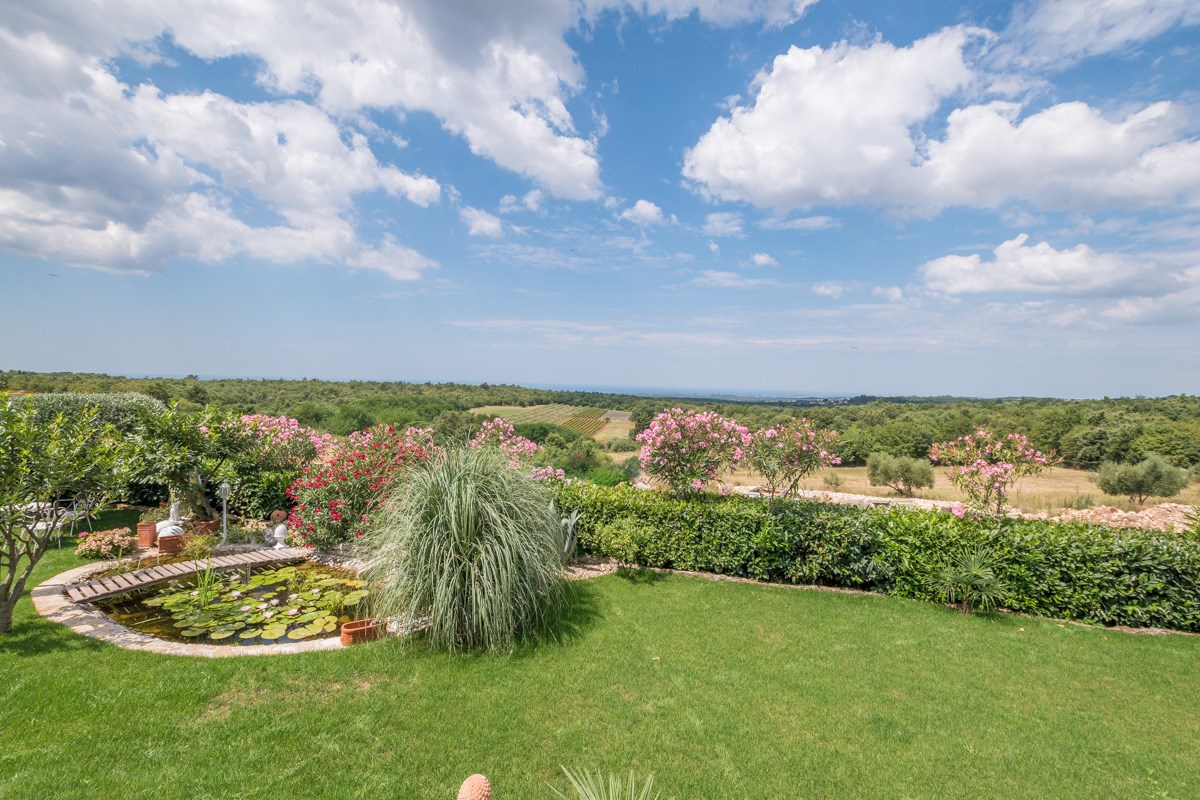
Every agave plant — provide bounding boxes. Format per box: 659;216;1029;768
551;767;667;800
928;545;1009;614
364;446;565;652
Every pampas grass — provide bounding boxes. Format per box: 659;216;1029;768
363;446;565;652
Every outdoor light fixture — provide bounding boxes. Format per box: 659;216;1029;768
218;482;231;546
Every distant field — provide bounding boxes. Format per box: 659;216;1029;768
724;465;1200;512
471;404;612;438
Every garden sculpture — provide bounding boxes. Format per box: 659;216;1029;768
457;774;493;799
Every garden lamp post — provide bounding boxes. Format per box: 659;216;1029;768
218;482;230;546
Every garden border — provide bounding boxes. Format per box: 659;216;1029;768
32;552;352;657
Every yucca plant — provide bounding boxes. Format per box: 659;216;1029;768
363;446;565;652
928;545;1009;614
551;767;668;800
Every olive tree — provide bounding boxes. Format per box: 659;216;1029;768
1094;455;1189;505
1;397;123;633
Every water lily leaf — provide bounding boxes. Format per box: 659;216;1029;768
286;627;314;640
210;629;235;640
344;591;367;606
181;629;205;637
238;628;263;639
260;626;286;640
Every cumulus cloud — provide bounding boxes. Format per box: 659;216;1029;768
620;199;667;226
459;206;505;237
996;0;1200;68
920;233;1156;295
584;0;819;28
703;211;745;236
0;29;440;276
758;215;838;230
684;26;1200;213
684;27;981;211
750;252;778;266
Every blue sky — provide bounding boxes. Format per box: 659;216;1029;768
2;0;1198;397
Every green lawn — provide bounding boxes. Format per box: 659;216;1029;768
3;546;1199;799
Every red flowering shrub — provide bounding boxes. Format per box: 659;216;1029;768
286;425;433;550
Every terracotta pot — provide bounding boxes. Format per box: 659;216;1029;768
136;522;157;548
340;618;383;646
191;520;219;535
158;533;184;555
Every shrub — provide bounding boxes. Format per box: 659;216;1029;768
926;545;1008;613
636;408;749;494
746;419;840;500
930;428;1052;516
1095;455;1189;504
822;473;843;490
20;392;165;433
551;482;1200;632
470;418;539;466
552;767;665;800
866;452;934;496
75;528;138;559
287;425;433;550
364;447;565;652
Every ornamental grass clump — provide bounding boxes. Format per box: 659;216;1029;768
364;446;565;652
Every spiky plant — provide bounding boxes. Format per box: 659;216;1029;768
363;446;565;652
928;545;1009;614
551;767;667;800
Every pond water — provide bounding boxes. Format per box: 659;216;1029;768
95;563;368;646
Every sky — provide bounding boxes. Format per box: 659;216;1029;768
1;0;1198;398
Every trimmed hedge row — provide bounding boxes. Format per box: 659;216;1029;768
552;483;1200;632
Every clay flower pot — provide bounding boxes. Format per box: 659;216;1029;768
158;533;184;555
340;618;384;646
136;522;157;549
191;520;219;536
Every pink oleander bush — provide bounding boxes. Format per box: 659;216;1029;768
469;418;539;467
636;408;750;494
75;528;138;559
930;428;1054;516
747;419;841;499
287;425;434;550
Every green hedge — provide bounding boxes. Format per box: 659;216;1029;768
552;483;1200;632
21;392;166;433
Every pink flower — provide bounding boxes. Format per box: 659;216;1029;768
950;503;966;519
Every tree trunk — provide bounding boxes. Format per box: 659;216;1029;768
0;598;14;634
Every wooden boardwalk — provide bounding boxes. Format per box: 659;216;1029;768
65;547;310;605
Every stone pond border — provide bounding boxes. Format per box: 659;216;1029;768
33;552;349;657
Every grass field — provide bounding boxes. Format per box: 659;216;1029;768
724;465;1200;512
3;547;1199;799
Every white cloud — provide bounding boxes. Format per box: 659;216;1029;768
920;233;1156;295
750;252;778;266
0;32;440;276
707;240;720;255
1102;267;1200;324
811;281;844;298
684;27;982;211
702;211;744;236
758;215;838;230
924;100;1200;211
690;269;777;288
620;199;666;226
459;206;505;237
584;0;819;28
684;27;1200;213
873;286;904;302
996;0;1200;68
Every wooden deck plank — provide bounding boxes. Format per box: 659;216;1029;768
64;549;307;604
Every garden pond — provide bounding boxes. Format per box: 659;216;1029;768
96;563;369;646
